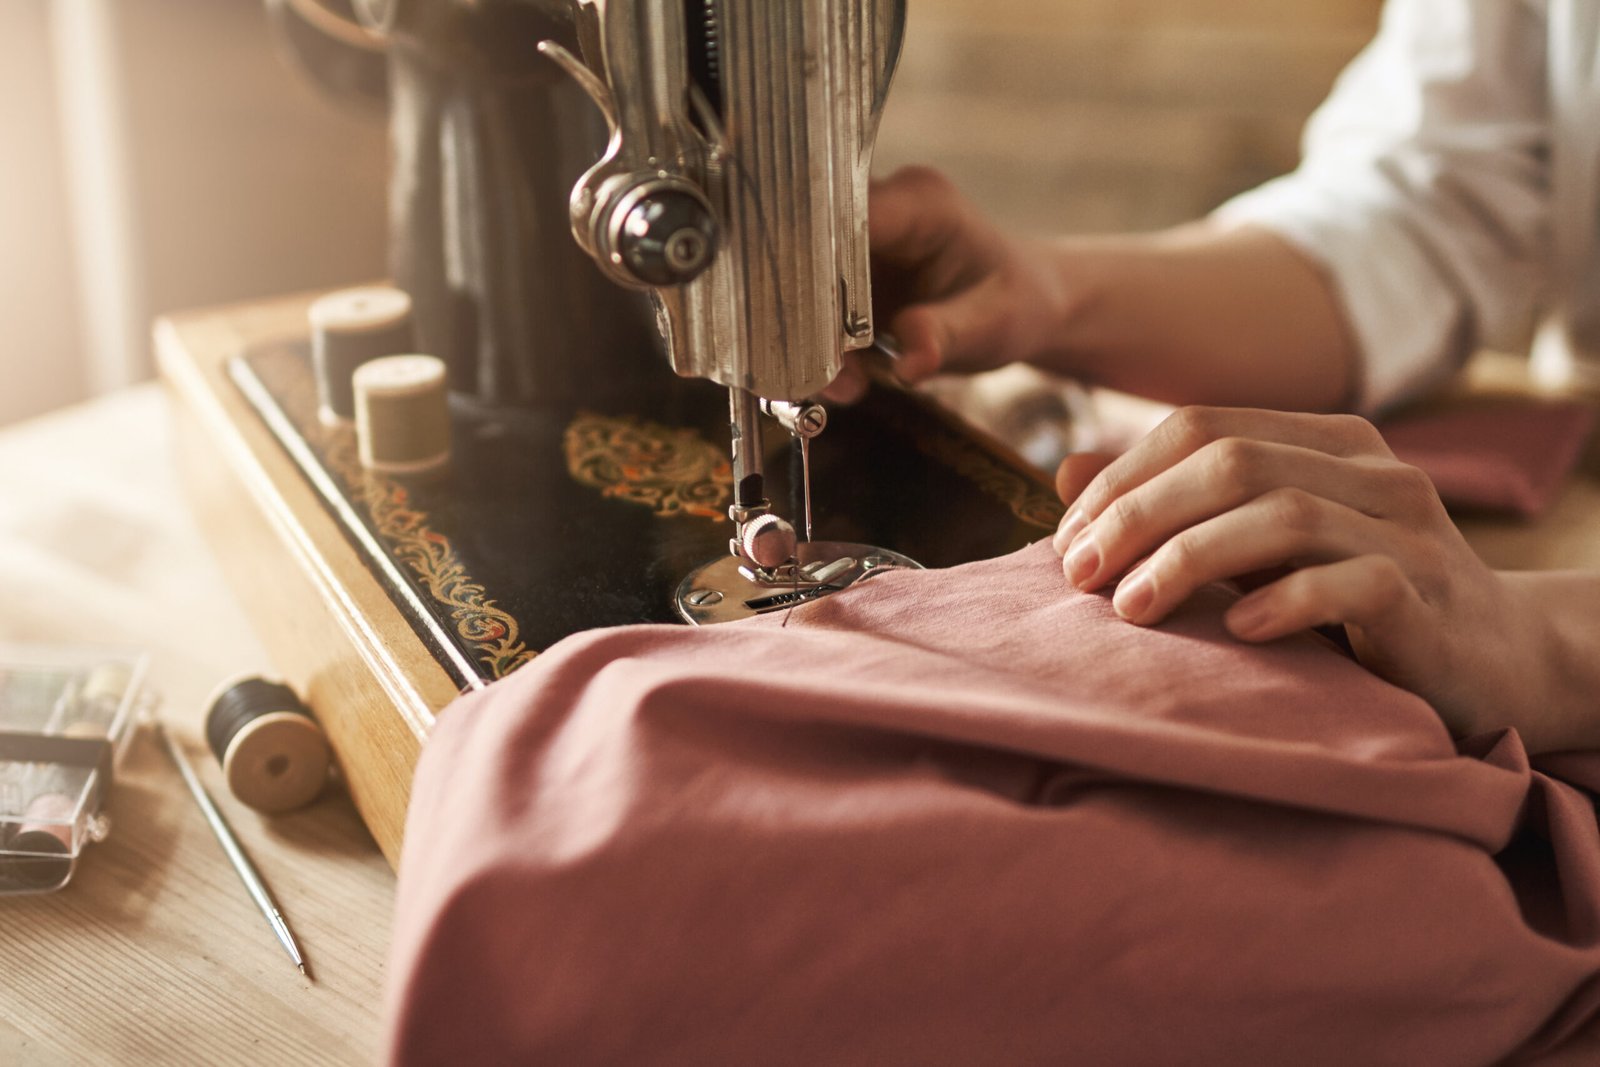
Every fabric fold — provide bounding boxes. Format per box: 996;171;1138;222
386;540;1600;1066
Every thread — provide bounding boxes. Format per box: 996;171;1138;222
309;286;416;424
353;354;451;473
79;662;131;709
204;677;330;814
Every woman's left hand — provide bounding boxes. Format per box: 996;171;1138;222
1050;406;1555;747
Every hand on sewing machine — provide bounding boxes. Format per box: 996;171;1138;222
825;166;1070;403
830;165;1354;411
1050;406;1600;754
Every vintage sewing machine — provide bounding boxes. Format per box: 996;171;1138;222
534;0;928;622
160;0;1061;863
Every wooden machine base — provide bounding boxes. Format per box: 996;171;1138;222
157;290;1063;866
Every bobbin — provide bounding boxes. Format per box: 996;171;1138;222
63;662;131;739
4;793;75;890
79;662;132;711
352;354;452;474
204;675;331;814
309;286;416;424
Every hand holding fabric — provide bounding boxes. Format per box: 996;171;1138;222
1051;406;1600;754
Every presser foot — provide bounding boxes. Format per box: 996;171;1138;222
675;541;921;626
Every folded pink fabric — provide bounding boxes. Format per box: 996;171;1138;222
386;541;1600;1066
1380;397;1596;516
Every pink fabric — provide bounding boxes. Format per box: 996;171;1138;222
385;541;1600;1066
1381;397;1596;516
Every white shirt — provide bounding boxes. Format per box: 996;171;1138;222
1215;0;1600;413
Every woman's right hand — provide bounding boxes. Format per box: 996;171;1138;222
824;166;1071;402
825;166;1357;413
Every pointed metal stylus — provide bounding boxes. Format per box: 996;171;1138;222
155;722;310;979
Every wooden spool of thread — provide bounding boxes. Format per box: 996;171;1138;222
309;286;416;425
353;354;451;473
205;677;330;814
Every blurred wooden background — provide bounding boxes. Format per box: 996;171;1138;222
0;0;388;428
0;0;1382;427
879;0;1383;233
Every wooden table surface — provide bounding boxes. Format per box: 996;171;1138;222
0;348;1594;1066
0;385;393;1066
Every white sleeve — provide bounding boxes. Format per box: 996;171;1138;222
1212;0;1550;414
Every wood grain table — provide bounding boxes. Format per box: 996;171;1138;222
0;385;393;1066
0;344;1593;1066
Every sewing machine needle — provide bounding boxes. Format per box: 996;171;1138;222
800;436;813;543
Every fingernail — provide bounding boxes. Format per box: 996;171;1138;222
1063;530;1100;588
1227;597;1275;640
1113;569;1154;622
1052;507;1088;556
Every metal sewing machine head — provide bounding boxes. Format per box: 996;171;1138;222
541;0;919;624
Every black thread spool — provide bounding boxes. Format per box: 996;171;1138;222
205;677;330;814
310;286;416;425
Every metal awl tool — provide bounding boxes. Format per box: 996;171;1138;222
156;722;310;979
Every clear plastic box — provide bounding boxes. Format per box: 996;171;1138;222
0;645;147;894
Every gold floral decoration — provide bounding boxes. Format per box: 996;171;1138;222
269;354;536;678
326;434;537;678
563;411;732;520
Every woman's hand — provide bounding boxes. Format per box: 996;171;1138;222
1050;406;1596;753
824;166;1070;402
828;166;1355;410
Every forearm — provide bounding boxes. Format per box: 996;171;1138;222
1032;222;1359;413
1500;571;1600;755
